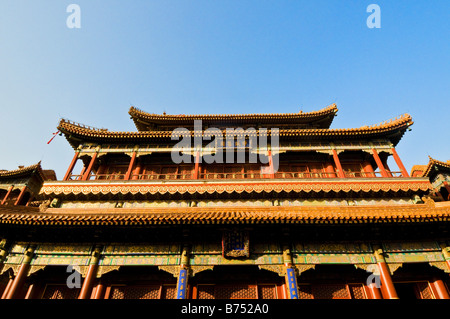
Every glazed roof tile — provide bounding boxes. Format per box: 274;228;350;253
0;201;449;226
0;162;46;182
58;113;413;148
128;104;338;131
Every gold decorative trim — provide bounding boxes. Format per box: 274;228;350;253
40;180;432;197
0;264;21;275
190;265;214;277
158;265;180;277
258;265;285;277
355;263;379;275
29;265;46;275
295;264;316;276
96;265;121;278
429;261;450;273
387;263;403;275
72;265;90;278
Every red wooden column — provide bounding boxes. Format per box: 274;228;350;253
373;245;399;299
82;152;98;181
1;186;13;205
78;245;102;299
93;282;105;299
371;149;389;177
268;150;275;179
63;151;79;181
193;151;200;179
5;245;36;299
367;282;383;299
391;148;409;177
14;186;27;206
132;158;142;180
324;162;336;178
383;160;393;177
1;277;14;299
331;150;345;178
362;161;376;177
432;277;450;299
124;151;137;180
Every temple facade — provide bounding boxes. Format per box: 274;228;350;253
0;104;449;299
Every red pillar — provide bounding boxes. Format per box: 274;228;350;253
14;186;27;206
63;152;79;181
93;282;105;299
1;277;13;299
332;150;345;178
193;151;200;179
373;245;399;299
372;149;389;177
362;161;376;177
324;162;336;178
132;158;142;180
268;150;275;179
391;148;409;177
367;282;383;299
124;151;137;180
78;246;101;299
82;153;98;181
1;186;13;205
432;278;450;299
5;245;35;299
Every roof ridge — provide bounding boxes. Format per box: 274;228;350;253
129;103;338;118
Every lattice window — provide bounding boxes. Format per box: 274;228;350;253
42;285;80;299
298;285;313;299
258;285;276;299
312;284;350;299
215;285;257;299
348;284;366;299
197;285;215;299
161;285;176;299
109;285;160;299
416;282;434;299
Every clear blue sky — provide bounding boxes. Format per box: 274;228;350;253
0;1;448;178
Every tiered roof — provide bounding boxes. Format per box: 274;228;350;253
58;106;413;148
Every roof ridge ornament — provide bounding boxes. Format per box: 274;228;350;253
60;118;108;132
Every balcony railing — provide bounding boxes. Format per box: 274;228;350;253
67;170;405;181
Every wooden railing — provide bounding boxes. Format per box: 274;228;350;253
67;170;405;181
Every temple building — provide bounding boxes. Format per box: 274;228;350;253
0;104;449;300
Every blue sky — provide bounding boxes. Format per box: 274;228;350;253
0;0;448;178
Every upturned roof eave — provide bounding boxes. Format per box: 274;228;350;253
57;114;413;149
